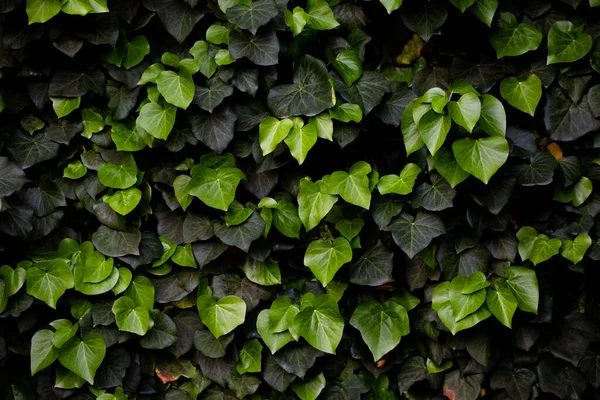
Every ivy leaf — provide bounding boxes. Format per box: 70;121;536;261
412;172;456;211
469;0;497;27
400;0;448;42
447;93;481;132
0;157;26;196
332;50;363;87
432;282;492;335
322;161;372;209
292;373;326;400
500;74;542;116
237;339;263;374
137;101;177;140
98;153;138;189
241;258;281;286
304;237;353;287
377;163;422;195
26;260;74;309
293;294;343;354
348;241;394;286
197;294;246;338
560;233;592;264
226;0;278;34
8;131;59;169
284;118;318;165
449;276;486;321
417;109;451;156
188;166;245;211
102;188;142;216
214;212;266;252
57;334;106;385
350;300;409;361
452;137;509;184
157;70;195;109
285;7;309;36
297;178;338;231
272;199;302;239
333;71;390;115
544;87;600;142
477;94;506;137
547;21;593;64
268;55;334;117
229;29;280;66
450;0;476;12
92;225;141;257
486;285;517;328
436;148;470;188
194;79;233;113
388;211;446;258
306;0;339;30
505;266;538;313
155;0;203;43
189;107;237;153
26;0;61;24
489;13;542;58
51;97;81;118
30;329;59;375
516;226;561;265
256;309;295;354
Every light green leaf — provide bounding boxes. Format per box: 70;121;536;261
461;272;490;294
486;284;517;328
448;93;481;133
329;103;363;123
51;97;81;118
237;339;263;374
469;0;497;27
450;0;476;12
124;275;154;310
241;258;281;286
380;0;402;14
332;50;363;87
401;99;425;155
560;233;592;264
139;63;165;85
58;334;106;385
449;276;486;321
304;237;353;287
435;148;470;188
156;70;195;109
111;121;151;152
26;260;74;309
259;117;294;156
309;113;333;141
173;175;193;211
102;188;142;216
97;153;138;189
489;13;542;58
306;0;339;30
323;161;372;209
285;7;308;36
477;94;506;137
350;300;409;361
206;24;229;45
256;309;295;354
293;294;344;354
26;0;61;24
63;161;87;179
112;296;151;335
188;166;245;211
417;109;451;156
0;265;26;296
197;294;246;338
284;118;318;165
547;20;593;64
171;243;197;267
505;266;538;313
292;373;326;400
298;178;338;231
500;74;542;116
377;163;422;195
335;218;364;241
517;226;561;266
81;108;105;138
432;282;492;335
452;136;509;184
189;41;218;78
31;329;59;375
272;198;302;239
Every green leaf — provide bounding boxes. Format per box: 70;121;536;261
92;226;141;258
285;7;309;36
469;0;497;27
486;284;517;328
388;211;445;259
267;55;335;117
188;166;245;211
58;334;106;385
298;178;338;231
500;74;542;116
448;93;481;133
125;275;154;310
112;296;151;335
284;118;318;165
26;0;61;24
272;198;302;239
111;121;151;152
224;201;254;227
172;244;197;267
477;94;506;137
377;163;422;195
97;153;138;189
505;266;538;313
63;161;87;180
305;0;339;30
81;108;105;138
189;41;218;78
350;300;409;361
293;294;344;354
26;260;74;309
380;0;402;14
139;63;165;85
292;373;326;400
241;258;281;286
323;161;372;209
452;137;509;184
332;50;363;87
214;212;265;252
256;309;295;354
51;97;81;118
106;34;150;70
417;109;451;156
560;233;592;264
432;282;492;335
334;71;390;115
335;218;364;241
206;24;229;45
227;0;278;34
0;265;26;296
304;237;353;287
197;294;246;338
436;148;470;188
517;226;561;265
461;272;490;294
137;101;177;140
30;329;59;375
450;0;476;12
489;13;542;58
102;188;142;216
449;276;486;321
547;20;593;64
329;103;363;123
156;70;195;109
237;339;263;374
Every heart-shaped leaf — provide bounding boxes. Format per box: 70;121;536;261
188;166;245;211
500;74;542;116
97;153;139;189
547;20;593;64
447;92;481;132
293;294;343;354
489;13;542;58
517;226;561;265
304;237;353;287
452;137;509;184
58;333;106;384
197;294;246;338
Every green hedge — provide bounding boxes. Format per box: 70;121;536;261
1;0;600;398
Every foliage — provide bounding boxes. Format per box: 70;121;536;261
1;0;600;399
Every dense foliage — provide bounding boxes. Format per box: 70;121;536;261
1;0;600;398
